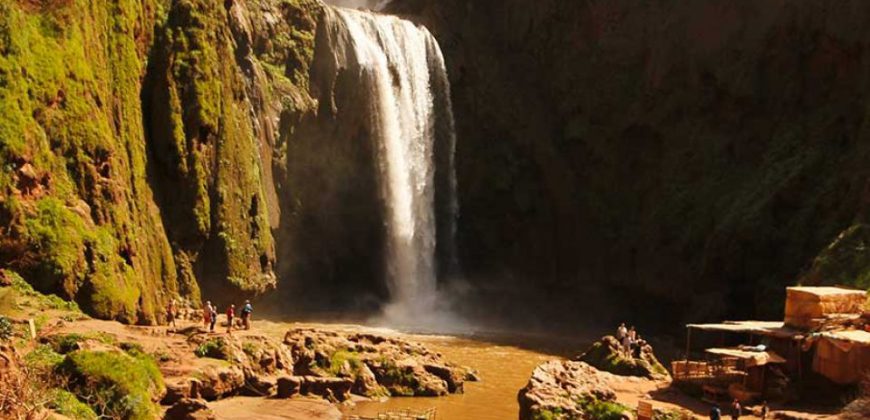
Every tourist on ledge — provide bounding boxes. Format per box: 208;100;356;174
209;303;218;332
241;300;253;330
203;301;212;329
166;299;178;332
226;304;235;335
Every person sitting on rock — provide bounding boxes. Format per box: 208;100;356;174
203;301;212;329
226;304;235;335
241;300;253;330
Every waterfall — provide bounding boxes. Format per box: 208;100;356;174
317;7;458;321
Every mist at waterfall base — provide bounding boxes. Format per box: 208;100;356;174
323;0;391;12
275;4;469;333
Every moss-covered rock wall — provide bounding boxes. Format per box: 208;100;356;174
0;0;321;323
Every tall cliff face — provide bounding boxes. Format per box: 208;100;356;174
392;0;870;327
0;0;180;323
0;0;321;323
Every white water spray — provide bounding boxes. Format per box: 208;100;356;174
319;7;458;324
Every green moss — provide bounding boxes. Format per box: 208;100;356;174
60;350;165;420
0;0;181;324
46;332;116;354
48;388;98;420
577;397;628;420
326;350;363;376
194;338;230;360
24;344;64;372
532;407;564;420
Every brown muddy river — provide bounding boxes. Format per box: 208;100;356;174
337;330;585;420
250;321;591;420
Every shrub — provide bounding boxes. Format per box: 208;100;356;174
0;316;12;341
60;350;165;420
194;338;229;360
578;397;628;420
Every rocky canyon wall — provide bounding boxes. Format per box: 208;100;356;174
4;0;870;330
0;0;322;323
390;0;870;329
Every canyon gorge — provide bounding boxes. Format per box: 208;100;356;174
1;0;869;334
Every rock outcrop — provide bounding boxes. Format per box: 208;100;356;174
517;360;623;420
283;328;476;398
577;336;670;381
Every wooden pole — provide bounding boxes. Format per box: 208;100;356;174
686;327;692;361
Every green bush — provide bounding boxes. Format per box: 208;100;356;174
578;397;628;420
0;315;12;341
532;407;564;420
60;350;165;420
194;338;229;360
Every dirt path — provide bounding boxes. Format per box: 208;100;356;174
208;397;341;420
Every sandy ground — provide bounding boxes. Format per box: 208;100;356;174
208;397;341;419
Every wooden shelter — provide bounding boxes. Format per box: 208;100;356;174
675;286;870;398
809;330;870;385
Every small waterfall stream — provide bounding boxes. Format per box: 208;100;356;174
318;6;458;322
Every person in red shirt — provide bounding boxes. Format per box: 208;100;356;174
226;304;235;335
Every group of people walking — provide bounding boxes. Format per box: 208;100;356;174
163;298;255;334
202;300;254;334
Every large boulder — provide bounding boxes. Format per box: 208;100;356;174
518;360;624;420
577;336;670;380
196;364;246;401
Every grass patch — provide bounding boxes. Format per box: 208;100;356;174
60;350;165;420
24;344;64;372
48;388;97;420
45;332;116;354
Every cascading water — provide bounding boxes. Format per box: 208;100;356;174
317;6;459;323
